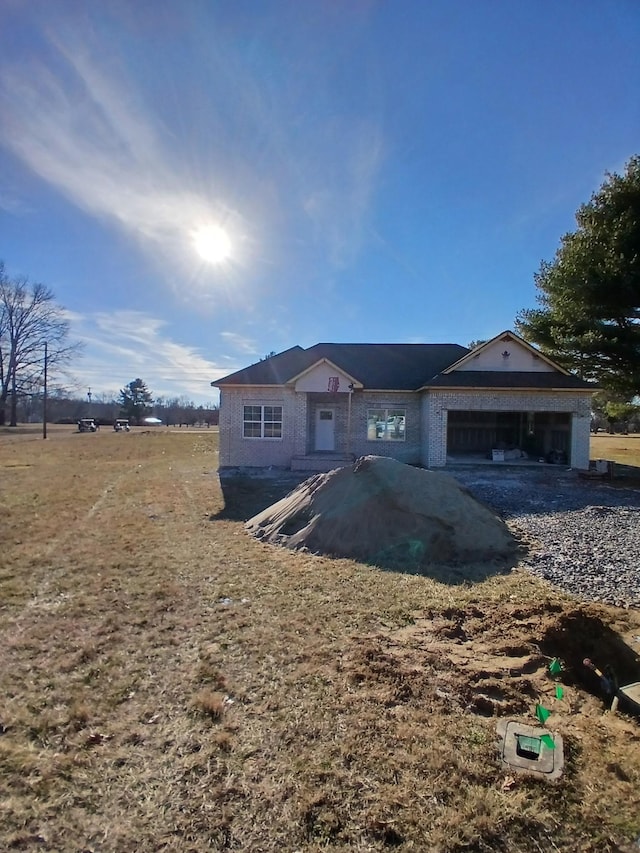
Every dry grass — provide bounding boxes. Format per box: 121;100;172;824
1;428;640;852
591;433;640;467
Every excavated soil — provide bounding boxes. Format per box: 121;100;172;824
345;598;640;727
246;455;519;572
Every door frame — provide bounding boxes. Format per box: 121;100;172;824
315;407;336;451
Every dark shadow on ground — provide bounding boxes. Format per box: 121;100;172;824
212;472;308;521
539;608;640;717
359;551;518;585
605;462;640;487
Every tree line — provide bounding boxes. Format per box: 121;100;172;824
14;382;218;428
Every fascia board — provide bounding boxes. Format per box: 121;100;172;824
421;384;593;393
211;382;285;389
362;388;418;394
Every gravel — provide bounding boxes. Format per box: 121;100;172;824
451;466;640;609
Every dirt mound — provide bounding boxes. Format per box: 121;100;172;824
246;455;518;570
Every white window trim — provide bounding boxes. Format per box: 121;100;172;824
243;404;283;440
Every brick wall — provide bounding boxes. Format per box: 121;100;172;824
348;393;422;464
220;386;593;471
570;411;592;469
422;394;446;467
218;387;305;468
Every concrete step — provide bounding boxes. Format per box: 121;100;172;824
291;454;354;472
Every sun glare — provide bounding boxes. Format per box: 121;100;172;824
192;225;232;263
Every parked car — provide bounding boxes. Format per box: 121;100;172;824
78;418;97;433
114;419;130;432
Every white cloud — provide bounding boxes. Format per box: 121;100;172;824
66;310;233;404
220;331;258;355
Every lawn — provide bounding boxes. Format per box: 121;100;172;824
1;428;639;852
591;432;640;468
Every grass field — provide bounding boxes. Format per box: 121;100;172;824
1;428;640;852
590;432;640;468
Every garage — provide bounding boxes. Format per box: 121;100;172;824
447;410;571;463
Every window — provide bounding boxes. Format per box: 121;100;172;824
367;408;406;441
243;404;283;439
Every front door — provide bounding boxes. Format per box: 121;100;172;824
315;408;335;451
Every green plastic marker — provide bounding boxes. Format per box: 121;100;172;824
549;658;562;676
535;704;551;724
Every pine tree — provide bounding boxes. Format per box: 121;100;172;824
516;156;640;397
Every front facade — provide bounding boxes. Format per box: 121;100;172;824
212;331;595;472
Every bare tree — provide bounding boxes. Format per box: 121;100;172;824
0;262;81;426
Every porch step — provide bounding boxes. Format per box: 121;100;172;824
291;454;354;473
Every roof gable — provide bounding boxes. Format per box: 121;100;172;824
443;330;567;375
290;359;363;392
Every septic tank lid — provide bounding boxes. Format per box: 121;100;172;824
497;719;564;781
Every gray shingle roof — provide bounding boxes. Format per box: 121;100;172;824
425;370;595;390
212;346;308;387
212;343;469;390
212;343;596;392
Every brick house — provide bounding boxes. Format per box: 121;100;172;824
211;330;595;472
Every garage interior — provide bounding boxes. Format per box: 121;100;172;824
446;410;571;463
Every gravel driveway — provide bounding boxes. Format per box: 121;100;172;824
451;466;640;609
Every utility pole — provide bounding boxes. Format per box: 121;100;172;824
42;341;48;440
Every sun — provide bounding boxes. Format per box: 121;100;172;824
192;225;232;263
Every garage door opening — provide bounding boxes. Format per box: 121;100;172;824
446;411;571;463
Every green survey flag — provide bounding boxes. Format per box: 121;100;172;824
555;684;564;700
549;658;562;675
535;704;551;724
540;734;555;750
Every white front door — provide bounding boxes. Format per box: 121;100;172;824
315;408;335;451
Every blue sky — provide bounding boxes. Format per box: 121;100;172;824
1;1;639;405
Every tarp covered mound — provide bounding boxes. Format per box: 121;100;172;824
246;455;518;569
